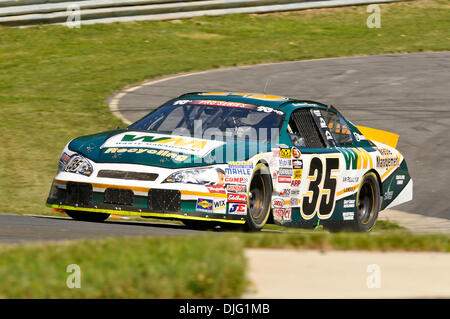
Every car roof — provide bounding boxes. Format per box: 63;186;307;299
178;92;336;113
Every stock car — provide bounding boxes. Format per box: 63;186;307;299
47;92;413;232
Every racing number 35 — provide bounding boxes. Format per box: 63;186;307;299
301;157;339;220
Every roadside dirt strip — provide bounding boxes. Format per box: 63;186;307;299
243;249;450;298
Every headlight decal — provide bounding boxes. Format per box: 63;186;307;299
64;155;93;177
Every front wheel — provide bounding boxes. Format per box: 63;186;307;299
245;163;272;232
66;210;110;222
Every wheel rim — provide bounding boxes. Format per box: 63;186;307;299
249;174;266;220
357;182;375;224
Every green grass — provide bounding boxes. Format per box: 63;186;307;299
0;229;448;298
0;234;247;298
0;0;449;216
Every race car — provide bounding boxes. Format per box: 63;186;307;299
47;92;413;232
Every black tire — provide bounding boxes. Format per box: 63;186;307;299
324;172;380;233
66;210;110;222
245;163;273;232
353;172;381;232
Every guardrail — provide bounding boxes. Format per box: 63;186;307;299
0;0;402;27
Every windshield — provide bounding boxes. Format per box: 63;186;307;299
128;99;284;141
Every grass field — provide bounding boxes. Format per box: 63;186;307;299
0;225;449;298
0;0;449;216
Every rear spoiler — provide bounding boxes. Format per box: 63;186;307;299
356;126;399;148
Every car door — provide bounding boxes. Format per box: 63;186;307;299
287;107;349;223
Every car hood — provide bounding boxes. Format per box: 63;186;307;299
68;130;272;169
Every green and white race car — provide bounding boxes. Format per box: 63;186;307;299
47;92;412;232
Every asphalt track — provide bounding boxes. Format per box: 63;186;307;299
112;51;450;220
2;52;449;244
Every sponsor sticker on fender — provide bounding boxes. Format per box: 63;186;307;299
196;198;213;213
272;198;285;208
224;176;248;184
280;148;291;159
228;203;247;215
228;193;247;203
226;184;246;193
278;176;291;183
274;208;292;221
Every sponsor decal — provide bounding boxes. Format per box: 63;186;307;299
278;176;292;183
104;147;189;162
228;203;247;215
224;176;249;184
291;179;301;187
271;148;280;157
278;159;292;167
102;132;224;157
290;189;300;196
279;189;291;197
338;147;374;170
272;198;285;208
343;199;356;209
384;191;393;200
227;193;247;203
343;211;354;220
376;148;399;168
206;184;226;194
278;168;293;176
274;208;291;221
319;117;327;128
292;159;303;169
225;161;253;175
292;147;301;159
341;185;359;194
280;148;291;159
226;184;247;193
213;199;227;214
290;198;300;207
256;105;284;115
343;176;359;183
293;169;302;180
396;175;405;185
191;99;256;109
196;198;213;213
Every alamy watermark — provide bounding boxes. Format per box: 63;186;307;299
366;264;381;288
66;264;81;289
366;4;381;29
66;4;81;28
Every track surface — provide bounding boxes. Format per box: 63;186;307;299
113;52;450;220
0;214;204;244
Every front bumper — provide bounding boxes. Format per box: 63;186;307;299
47;178;245;224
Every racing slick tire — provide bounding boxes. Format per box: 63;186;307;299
66;210;110;222
353;171;381;232
324;172;380;233
244;163;273;232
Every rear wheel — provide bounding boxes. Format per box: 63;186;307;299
66;210;110;222
353;172;380;232
324;172;380;232
245;163;272;232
